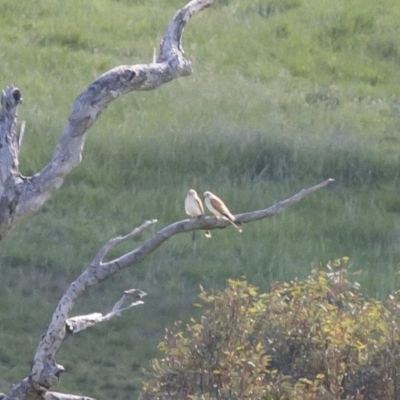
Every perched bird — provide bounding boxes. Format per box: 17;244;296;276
185;189;211;238
204;191;242;233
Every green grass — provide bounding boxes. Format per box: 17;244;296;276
1;0;400;398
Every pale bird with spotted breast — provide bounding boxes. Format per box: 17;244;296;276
185;189;211;238
203;191;242;233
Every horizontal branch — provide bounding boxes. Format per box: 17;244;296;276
237;178;335;222
103;178;335;277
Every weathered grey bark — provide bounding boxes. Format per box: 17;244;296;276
3;178;334;400
0;0;214;241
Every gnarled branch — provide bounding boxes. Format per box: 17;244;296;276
0;0;215;241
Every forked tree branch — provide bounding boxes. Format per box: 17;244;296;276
65;289;147;335
0;0;215;241
3;178;334;400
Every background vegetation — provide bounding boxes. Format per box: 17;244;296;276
142;261;400;399
0;0;400;398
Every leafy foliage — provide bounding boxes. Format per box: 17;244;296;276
141;259;400;399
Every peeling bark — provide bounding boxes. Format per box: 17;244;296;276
0;87;25;239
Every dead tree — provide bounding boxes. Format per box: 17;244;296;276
0;0;334;398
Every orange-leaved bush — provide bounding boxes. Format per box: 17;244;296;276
141;258;400;399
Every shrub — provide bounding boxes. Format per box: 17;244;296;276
141;258;400;399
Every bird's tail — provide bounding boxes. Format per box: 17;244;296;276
228;219;242;233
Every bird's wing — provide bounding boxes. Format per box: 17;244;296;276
194;195;205;214
184;195;192;216
210;196;234;220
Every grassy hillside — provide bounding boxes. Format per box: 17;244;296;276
1;0;400;398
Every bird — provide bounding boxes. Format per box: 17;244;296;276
185;189;211;238
203;191;242;233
